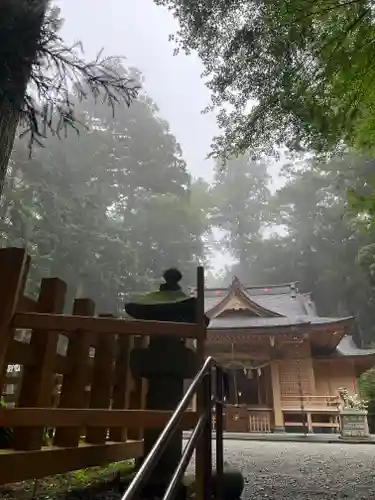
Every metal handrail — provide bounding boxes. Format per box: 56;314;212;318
121;356;225;500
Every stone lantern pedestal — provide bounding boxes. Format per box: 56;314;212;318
340;409;370;440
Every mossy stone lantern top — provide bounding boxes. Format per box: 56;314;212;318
125;268;209;325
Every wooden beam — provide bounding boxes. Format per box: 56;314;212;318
13;312;205;339
0;440;143;485
0;408;198;429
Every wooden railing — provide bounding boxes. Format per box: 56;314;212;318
0;247;206;486
248;411;271;433
281;395;340;409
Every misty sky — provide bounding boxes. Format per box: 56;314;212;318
59;0;218;181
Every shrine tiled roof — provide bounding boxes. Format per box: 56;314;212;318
203;279;375;360
334;336;375;357
208;315;353;330
205;282;320;320
203;280;353;331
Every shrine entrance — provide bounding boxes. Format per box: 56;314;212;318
223;363;273;433
225;363;271;407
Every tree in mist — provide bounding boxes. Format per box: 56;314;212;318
0;2;138;196
154;0;375;160
0;68;205;311
238;157;375;344
209;155;270;281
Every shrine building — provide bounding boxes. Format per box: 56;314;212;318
203;278;375;434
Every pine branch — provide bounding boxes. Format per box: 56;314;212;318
18;5;140;151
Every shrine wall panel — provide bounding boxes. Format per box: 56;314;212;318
314;359;357;395
279;358;315;395
313;360;330;396
329;360;357;394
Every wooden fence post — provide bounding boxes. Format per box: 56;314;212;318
127;335;148;441
85;314;116;445
12;277;67;450
109;334;133;442
0;248;29;389
54;298;95;447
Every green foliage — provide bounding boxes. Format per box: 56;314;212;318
359;368;375;414
154;0;375;160
211;154;375;344
0;460;133;497
357;244;375;285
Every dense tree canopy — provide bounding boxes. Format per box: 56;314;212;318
155;0;375;159
0;69;205;312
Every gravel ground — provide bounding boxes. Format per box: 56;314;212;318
220;440;375;500
10;440;374;499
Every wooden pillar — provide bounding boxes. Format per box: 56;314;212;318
194;266;209;500
12;277;67;450
0;248;29;389
85;315;116;445
306;411;313;433
109;334;133;442
127;335;148;441
270;361;284;432
54;298;95;447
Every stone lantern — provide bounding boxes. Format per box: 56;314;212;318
125;268;208;498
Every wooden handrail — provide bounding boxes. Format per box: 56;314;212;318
121;356;225;500
13;312;206;338
0;408;198;428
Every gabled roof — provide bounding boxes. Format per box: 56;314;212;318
202;278;375;364
205;277;282;319
204;279;321;322
203;278;355;350
204;281;309;319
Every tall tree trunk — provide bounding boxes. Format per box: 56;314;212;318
0;0;48;197
0;99;20;196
